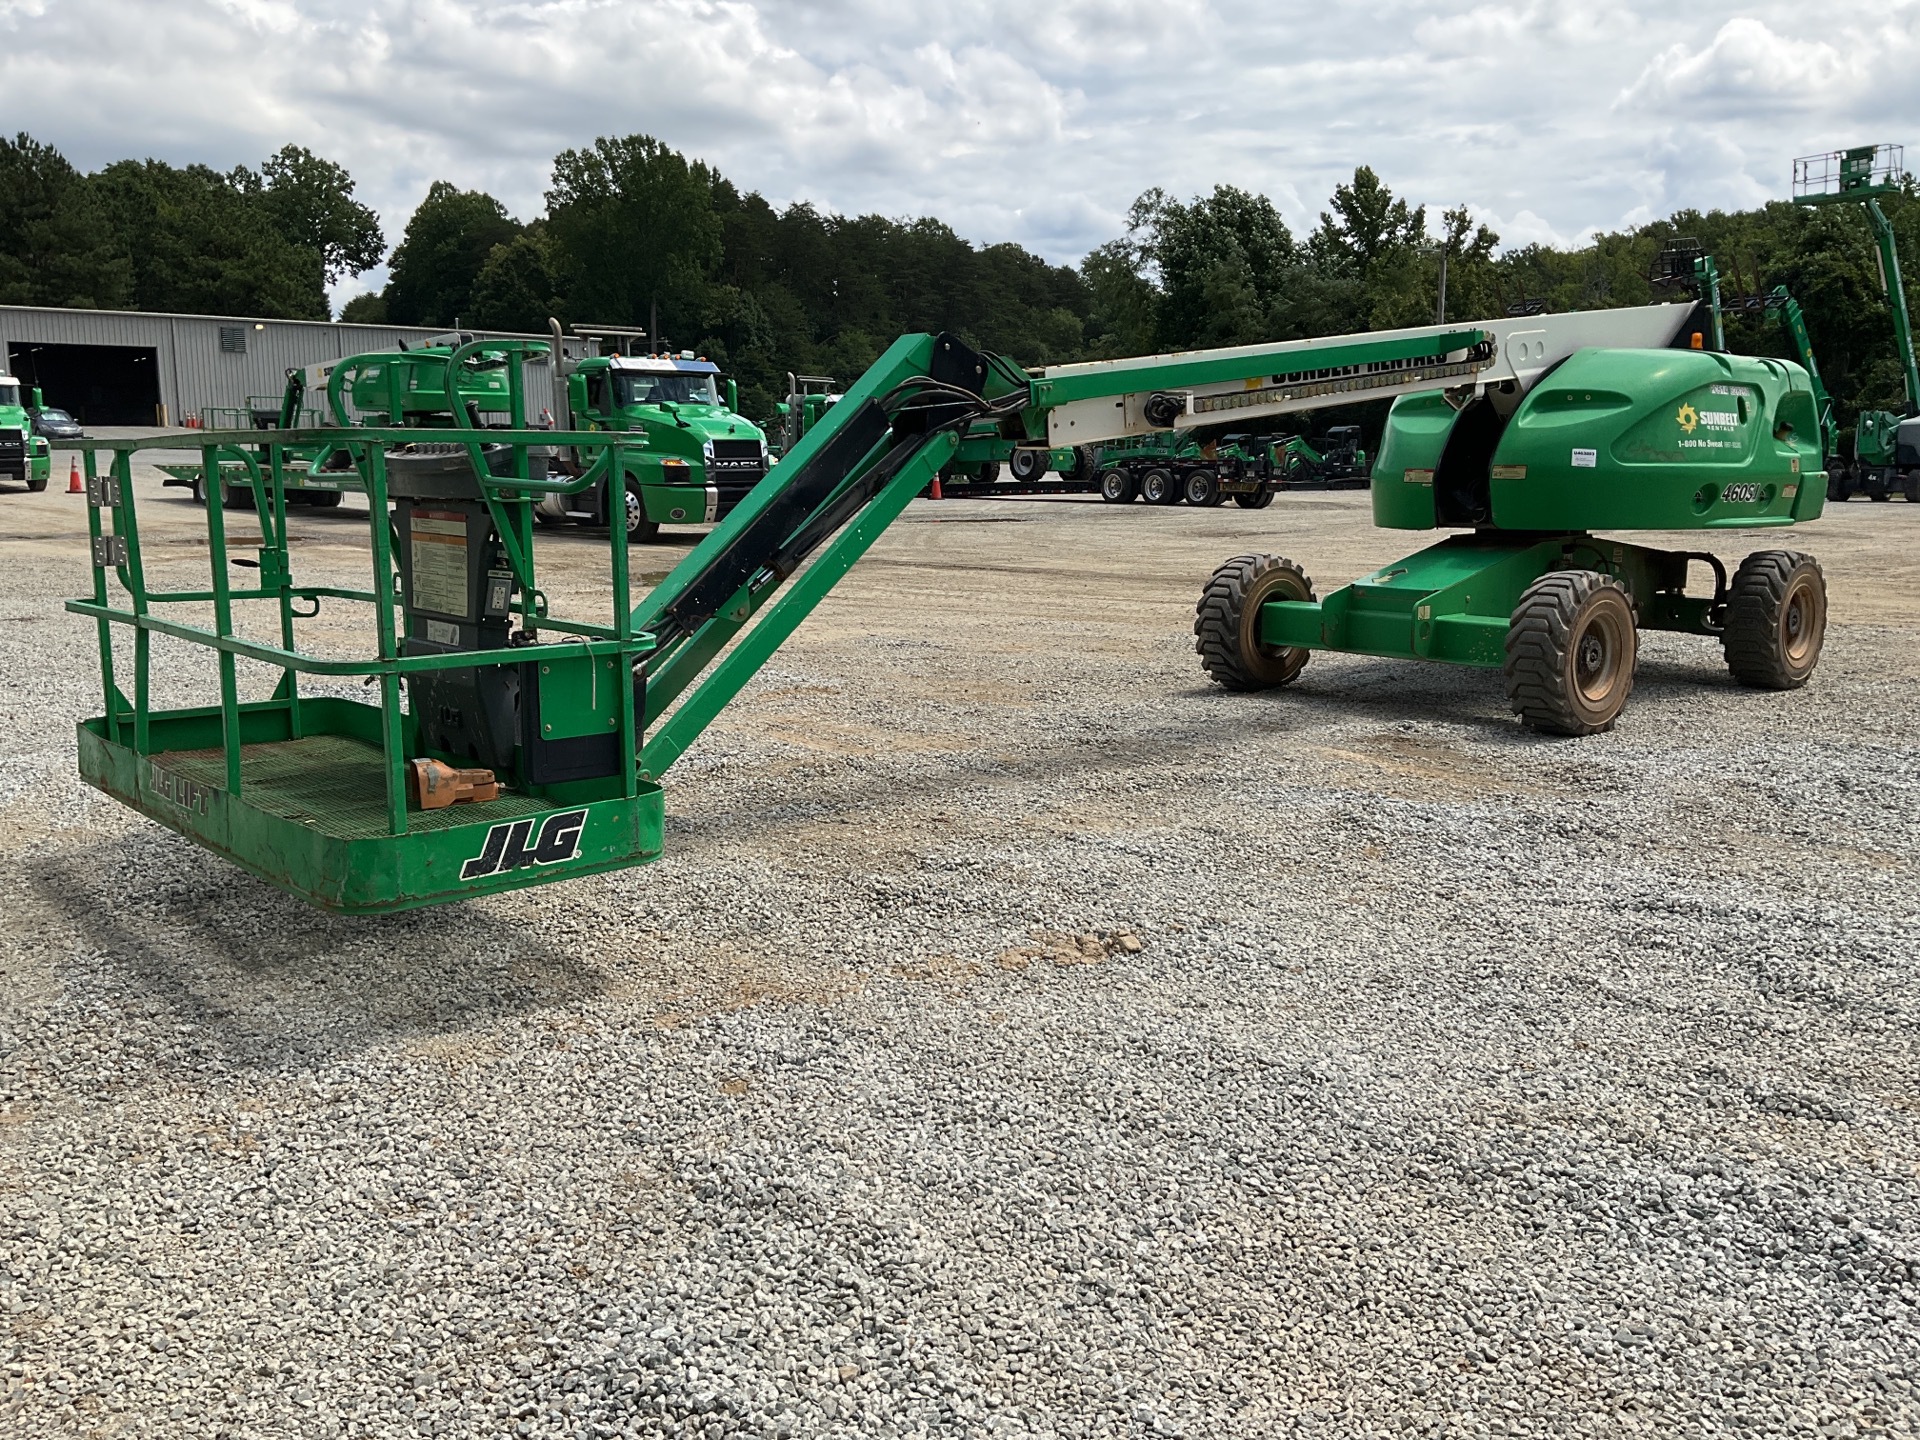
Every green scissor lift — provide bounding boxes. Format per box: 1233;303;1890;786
71;300;1833;913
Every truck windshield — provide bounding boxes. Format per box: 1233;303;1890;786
615;373;718;407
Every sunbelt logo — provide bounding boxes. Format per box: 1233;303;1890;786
1677;403;1740;435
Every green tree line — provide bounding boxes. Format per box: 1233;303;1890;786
3;129;1916;439
0;133;382;320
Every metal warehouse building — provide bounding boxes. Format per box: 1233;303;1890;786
0;305;546;427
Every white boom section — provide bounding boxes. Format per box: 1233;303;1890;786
1037;303;1697;447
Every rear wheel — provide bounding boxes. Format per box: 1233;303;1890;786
221;483;256;512
1098;467;1136;503
1504;570;1637;736
1194;554;1314;691
1062;446;1099;485
1903;471;1920;503
1722;550;1825;689
1184;469;1222;507
1008;447;1048;482
1140;468;1180;505
1234;488;1275;510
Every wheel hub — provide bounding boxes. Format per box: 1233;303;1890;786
625;487;643;534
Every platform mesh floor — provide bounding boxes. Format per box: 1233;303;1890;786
160;735;552;841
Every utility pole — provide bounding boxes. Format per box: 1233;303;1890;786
1436;247;1449;325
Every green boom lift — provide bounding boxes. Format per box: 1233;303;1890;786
1793;143;1920;501
71;295;1830;912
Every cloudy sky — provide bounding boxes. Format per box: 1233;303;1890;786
1;0;1916;308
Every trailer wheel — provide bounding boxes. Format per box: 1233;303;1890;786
1904;471;1920;503
221;483;256;512
1504;570;1637;736
1184;469;1223;507
1140;468;1180;505
1234;489;1275;510
1008;447;1048;482
1195;554;1313;691
1063;446;1099;486
1098;468;1136;503
1722;550;1825;690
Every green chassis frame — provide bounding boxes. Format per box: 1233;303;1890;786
1262;532;1724;666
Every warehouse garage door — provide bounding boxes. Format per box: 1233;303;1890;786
7;342;161;425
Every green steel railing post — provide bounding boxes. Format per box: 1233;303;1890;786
608;440;638;798
81;447;123;746
112;449;153;758
268;440;303;738
201;442;244;795
362;444;408;836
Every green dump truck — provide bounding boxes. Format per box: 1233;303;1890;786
537;324;768;540
0;376;54;492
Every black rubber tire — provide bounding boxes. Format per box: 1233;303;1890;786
1140;468;1180;505
620;475;660;543
221;483;256;512
1904;471;1920;503
1504;570;1638;736
1195;554;1313;691
305;490;342;509
1722;550;1825;690
27;473;47;492
1008;447;1048;482
190;472;207;506
1184;469;1222;507
1234;489;1275;510
975;461;1001;485
1063;446;1099;486
1827;466;1853;503
1098;467;1136;503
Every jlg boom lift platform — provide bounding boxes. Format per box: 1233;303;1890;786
71;301;1830;912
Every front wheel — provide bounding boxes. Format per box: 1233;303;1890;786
1194;554;1314;691
1504;570;1637;736
1722;550;1825;690
26;474;47;492
605;474;659;542
1098;467;1136;503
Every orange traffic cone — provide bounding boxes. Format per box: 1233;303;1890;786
930;472;944;500
66;458;82;494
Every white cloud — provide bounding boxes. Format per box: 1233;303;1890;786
0;0;1913;314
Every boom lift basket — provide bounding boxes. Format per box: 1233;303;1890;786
70;422;660;913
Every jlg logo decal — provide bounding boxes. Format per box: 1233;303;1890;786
460;809;589;881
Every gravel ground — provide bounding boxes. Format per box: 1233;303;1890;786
2;469;1918;1439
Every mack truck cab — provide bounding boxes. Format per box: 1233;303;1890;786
539;323;768;541
0;377;54;492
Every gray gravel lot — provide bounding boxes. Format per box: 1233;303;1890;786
2;470;1917;1438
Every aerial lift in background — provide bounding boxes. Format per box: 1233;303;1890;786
70;289;1829;912
1793;143;1920;501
